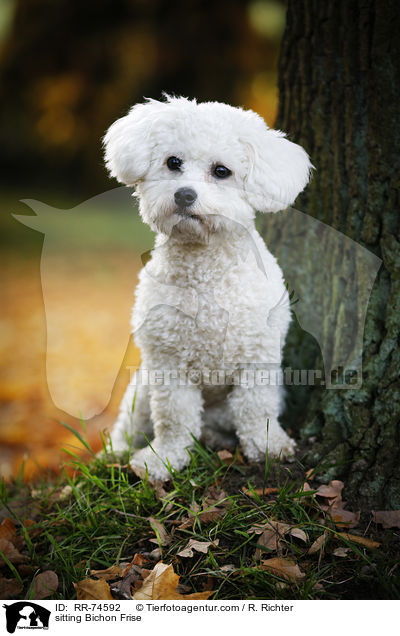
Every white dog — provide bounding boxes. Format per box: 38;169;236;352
103;95;312;480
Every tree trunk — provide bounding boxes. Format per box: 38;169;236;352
265;0;400;508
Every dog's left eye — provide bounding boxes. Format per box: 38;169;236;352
213;165;232;179
167;156;182;171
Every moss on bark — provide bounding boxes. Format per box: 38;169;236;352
270;0;400;508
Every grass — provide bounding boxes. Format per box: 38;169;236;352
1;426;399;601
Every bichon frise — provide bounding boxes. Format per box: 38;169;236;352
103;95;312;480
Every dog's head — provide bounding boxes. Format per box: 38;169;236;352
103;96;312;241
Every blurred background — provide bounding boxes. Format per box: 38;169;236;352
0;0;286;478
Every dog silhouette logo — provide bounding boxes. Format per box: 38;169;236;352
3;602;50;633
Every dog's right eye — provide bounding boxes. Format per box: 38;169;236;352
166;156;182;171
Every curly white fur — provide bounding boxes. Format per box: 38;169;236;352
103;95;312;480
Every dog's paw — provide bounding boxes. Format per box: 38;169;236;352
271;433;297;459
242;428;297;462
130;446;172;481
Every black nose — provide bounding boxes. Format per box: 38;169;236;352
174;187;197;207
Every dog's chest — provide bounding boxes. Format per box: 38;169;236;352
132;237;281;366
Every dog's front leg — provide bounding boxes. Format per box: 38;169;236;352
109;369;153;452
130;383;203;480
228;383;296;462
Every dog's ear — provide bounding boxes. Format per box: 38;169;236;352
103;102;157;185
241;119;313;213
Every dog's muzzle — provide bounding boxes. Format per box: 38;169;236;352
174;187;197;208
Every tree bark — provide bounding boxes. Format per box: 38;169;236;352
266;0;400;508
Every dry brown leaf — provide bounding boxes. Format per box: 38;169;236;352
372;510;400;529
178;498;228;528
198;506;226;524
132;562;212;600
217;449;235;464
337;532;380;549
152;481;168;501
149;548;161;561
177;538;219;558
248;522;269;535
254;487;279;496
220;564;236;572
305;468;316;481
255;528;281;555
309;530;329;555
261;557;305;581
289;527;308;543
316;480;344;509
177;502;200;529
32;571;59;599
204;487;229;507
0;538;28;567
148;517;171;546
333;547;351;557
90;565;123;581
331;509;360;528
120;553;149;576
250;520;308;557
0;518;17;543
216;449;244;465
0;575;23;599
73;577;114;600
110;570;140;600
242;486;278;498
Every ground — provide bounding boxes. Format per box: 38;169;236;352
0;431;399;601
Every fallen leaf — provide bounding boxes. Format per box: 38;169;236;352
149;548;162;561
331;509;360;528
132;562;212;600
333;547;350;557
372;510;400;529
305;468;316;481
110;570;140;600
242;486;278;497
250;520;308;557
261;557;305;581
121;553;149;576
200;507;226;525
73;577;114;600
205;487;228;506
309;531;329;555
249;519;289;535
220;564;236;573
32;571;58;599
301;482;315;495
0;575;23;599
152;481;168;501
312;582;324;590
255;528;282;555
177;538;219;558
0;538;28;567
0;518;17;543
289;527;308;543
316;480;344;509
148;517;171;546
90;565;123;581
217;449;234;464
337;533;380;549
216;449;244;465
